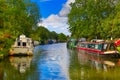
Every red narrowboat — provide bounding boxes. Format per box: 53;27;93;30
77;40;119;55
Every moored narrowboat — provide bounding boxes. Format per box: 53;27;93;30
67;38;78;49
9;34;34;56
77;40;119;55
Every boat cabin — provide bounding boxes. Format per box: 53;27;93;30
77;41;119;55
9;34;34;55
14;35;33;48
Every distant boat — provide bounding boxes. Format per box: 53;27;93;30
67;38;78;49
9;34;34;56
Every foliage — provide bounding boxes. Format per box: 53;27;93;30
0;0;40;55
68;0;120;40
31;26;50;41
31;26;67;42
58;33;67;41
49;31;58;40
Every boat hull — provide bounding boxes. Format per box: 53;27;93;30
9;47;34;56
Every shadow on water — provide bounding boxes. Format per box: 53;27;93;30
68;49;120;80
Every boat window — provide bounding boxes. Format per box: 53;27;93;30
17;42;21;46
95;44;102;50
103;44;108;50
88;44;90;48
23;42;26;46
109;44;116;50
80;43;86;47
88;44;95;49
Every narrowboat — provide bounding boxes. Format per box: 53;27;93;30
67;38;78;49
9;34;34;56
77;40;119;55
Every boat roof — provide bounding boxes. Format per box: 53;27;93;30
80;41;114;44
91;39;104;42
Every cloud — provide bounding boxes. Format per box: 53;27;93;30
41;14;67;28
38;0;75;35
59;0;75;17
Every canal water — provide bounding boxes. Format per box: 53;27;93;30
0;43;120;80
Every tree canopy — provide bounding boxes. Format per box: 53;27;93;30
0;0;40;37
31;26;67;42
68;0;120;40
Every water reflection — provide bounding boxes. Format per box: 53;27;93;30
38;43;70;80
3;43;120;80
78;52;116;71
0;55;34;80
0;43;70;80
9;56;33;73
69;49;120;80
0;62;3;80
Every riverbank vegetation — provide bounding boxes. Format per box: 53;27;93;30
31;26;67;43
68;0;120;40
0;0;67;56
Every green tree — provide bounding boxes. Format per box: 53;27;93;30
31;26;50;41
58;33;67;42
49;31;58;40
100;1;120;39
68;0;119;40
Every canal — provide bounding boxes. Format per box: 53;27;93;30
0;43;120;80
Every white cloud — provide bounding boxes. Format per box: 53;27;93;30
59;0;75;17
38;0;75;35
41;14;67;28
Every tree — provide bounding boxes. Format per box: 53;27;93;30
58;33;67;42
31;26;50;41
49;31;58;40
68;0;119;40
100;1;120;39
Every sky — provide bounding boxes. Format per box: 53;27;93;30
31;0;75;35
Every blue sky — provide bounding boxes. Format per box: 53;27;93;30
31;0;75;35
38;0;67;18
